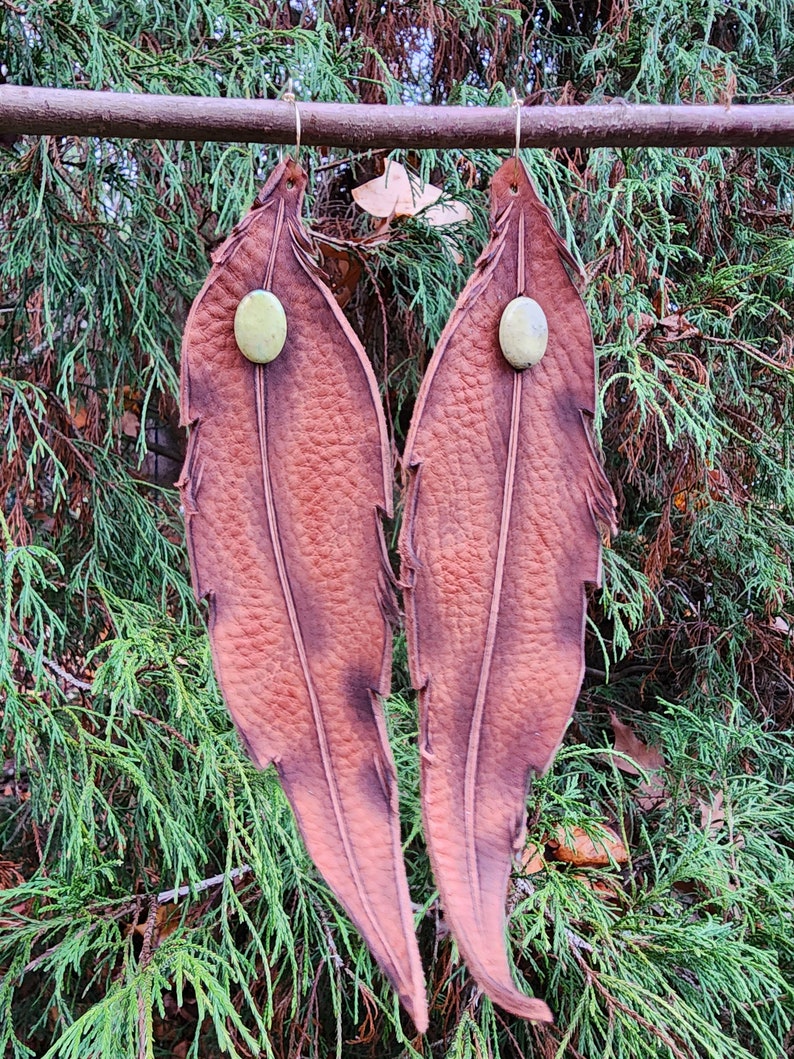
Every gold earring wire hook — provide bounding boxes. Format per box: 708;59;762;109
282;80;301;167
277;79;301;167
510;89;522;186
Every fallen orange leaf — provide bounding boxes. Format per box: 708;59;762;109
571;873;623;903
548;825;628;868
520;841;547;874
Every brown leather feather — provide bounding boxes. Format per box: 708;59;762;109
400;158;616;1022
179;158;427;1032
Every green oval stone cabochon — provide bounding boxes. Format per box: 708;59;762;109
234;288;288;363
498;296;549;369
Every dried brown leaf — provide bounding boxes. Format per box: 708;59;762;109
699;789;725;836
635;772;668;811
608;712;668;810
424;199;474;263
69;401;88;430
352;160;458;219
609;711;665;774
120;410;140;438
422;200;474;229
520;842;547;874
317;241;362;308
352;161;442;218
549;825;628;868
657;312;700;342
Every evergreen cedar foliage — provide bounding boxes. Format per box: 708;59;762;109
1;2;793;1057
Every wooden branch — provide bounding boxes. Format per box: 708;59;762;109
2;85;793;147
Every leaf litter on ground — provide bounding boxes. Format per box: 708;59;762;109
607;710;668;810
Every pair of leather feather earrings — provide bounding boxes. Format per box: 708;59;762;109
179;148;616;1032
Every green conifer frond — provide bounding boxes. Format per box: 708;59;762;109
2;2;793;1056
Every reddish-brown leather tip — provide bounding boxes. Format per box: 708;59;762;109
180;158;426;1028
401;157;616;1020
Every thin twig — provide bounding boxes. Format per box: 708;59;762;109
315;905;345;969
126;707;199;753
19;868;253;979
156;864;252;904
708;335;794;374
569;945;689;1059
142;439;184;463
10;636;93;691
136;900;158;1059
9;638;201;751
313;149;387;172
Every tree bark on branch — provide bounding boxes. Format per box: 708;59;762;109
2;85;793;147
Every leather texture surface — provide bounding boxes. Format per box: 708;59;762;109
179;159;427;1032
400;158;617;1023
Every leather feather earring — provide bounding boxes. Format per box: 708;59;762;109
179;138;428;1031
399;110;617;1021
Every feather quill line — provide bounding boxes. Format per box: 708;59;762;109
250;228;403;976
263;199;285;288
462;209;525;929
